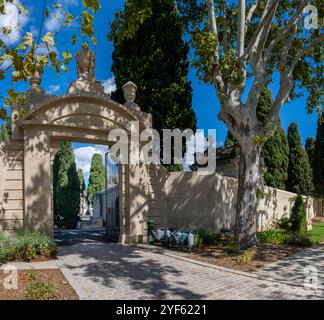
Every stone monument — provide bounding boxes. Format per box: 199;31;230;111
68;47;105;95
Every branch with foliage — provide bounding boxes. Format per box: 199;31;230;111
0;0;101;121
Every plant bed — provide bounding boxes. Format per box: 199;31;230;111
0;231;56;263
151;242;303;272
0;269;79;300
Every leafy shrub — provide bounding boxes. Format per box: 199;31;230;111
237;250;254;265
225;242;239;254
259;196;312;246
285;233;313;247
290;195;308;235
257;228;313;247
257;229;287;244
26;270;56;300
0;231;56;263
0;235;17;262
194;228;217;245
277;217;291;230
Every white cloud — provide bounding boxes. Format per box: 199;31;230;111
44;9;65;32
102;77;117;95
74;145;108;186
47;84;61;94
29;24;39;37
0;1;29;45
44;0;78;33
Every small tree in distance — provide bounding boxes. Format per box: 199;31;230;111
286;123;313;196
87;153;105;202
53;142;80;229
290;195;307;235
305;137;315;173
78;169;86;194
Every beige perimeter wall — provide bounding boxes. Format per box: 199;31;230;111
1;141;323;237
160;172;323;233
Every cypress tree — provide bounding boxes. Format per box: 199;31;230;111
286;123;314;195
0;117;11;142
262;127;289;190
78;169;86;193
313;114;324;198
109;0;196;166
256;87;273;124
305;137;315;171
53;142;80;228
290;195;307;235
87;154;105;202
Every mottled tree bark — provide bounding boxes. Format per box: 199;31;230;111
235;140;262;249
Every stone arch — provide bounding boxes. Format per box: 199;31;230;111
1;93;160;244
16;93;153;243
0;48;162;243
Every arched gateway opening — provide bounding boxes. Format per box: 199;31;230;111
0;48;161;244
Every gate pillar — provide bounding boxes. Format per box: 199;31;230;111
23;129;52;235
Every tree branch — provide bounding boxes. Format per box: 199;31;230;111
262;70;294;134
264;0;307;61
245;0;259;30
245;65;268;126
222;0;228;53
207;0;219;60
242;0;279;60
261;33;323;134
237;0;246;56
253;1;279;66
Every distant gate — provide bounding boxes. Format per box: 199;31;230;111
105;152;120;237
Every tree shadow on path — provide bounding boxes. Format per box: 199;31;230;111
58;242;204;300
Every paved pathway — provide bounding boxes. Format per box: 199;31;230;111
254;245;324;288
57;242;324;300
54;228;117;246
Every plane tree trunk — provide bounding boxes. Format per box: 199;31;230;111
235;138;262;249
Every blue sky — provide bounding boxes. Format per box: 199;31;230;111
0;0;319;183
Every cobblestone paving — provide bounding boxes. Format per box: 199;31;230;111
254;245;324;288
57;243;323;300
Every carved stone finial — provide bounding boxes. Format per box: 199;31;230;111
28;72;44;94
122;81;137;103
122;81;140;111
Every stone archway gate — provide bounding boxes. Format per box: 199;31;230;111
0;48;164;243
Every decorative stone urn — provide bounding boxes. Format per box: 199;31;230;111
27;72;45;94
122;81;140;111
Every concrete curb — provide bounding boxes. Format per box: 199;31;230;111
0;260;59;270
56;258;89;300
132;244;324;290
